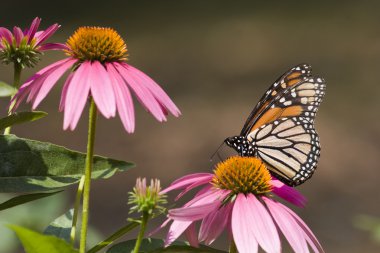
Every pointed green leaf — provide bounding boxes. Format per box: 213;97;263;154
0;111;48;130
8;225;78;253
0;190;63;211
106;239;226;253
0;81;17;97
44;209;73;242
0;135;135;193
88;221;140;253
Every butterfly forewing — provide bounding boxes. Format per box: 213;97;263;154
240;63;312;136
248;117;321;186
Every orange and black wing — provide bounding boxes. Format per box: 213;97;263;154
241;64;326;137
240;63;312;136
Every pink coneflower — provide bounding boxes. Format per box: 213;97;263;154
11;26;180;132
158;156;324;253
0;17;64;68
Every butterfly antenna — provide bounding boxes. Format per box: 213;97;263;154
210;141;225;162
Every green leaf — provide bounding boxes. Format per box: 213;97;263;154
0;111;48;130
106;239;226;253
0;81;17;97
44;209;73;243
8;225;78;253
0;135;135;193
88;220;140;253
0;190;63;211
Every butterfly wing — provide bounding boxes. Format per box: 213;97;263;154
240;63;312;136
248;117;320;186
240;64;326;185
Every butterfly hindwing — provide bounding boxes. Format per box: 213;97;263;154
247;117;321;186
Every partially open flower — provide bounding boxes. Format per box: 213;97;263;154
156;156;324;253
11;26;180;132
128;178;167;215
0;17;65;68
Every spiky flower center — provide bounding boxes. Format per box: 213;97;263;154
0;37;40;68
66;27;128;62
212;156;272;195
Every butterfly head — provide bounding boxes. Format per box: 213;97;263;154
224;136;255;157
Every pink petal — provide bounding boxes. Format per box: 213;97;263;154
0;27;13;45
246;194;281;253
148;218;171;237
63;61;91;130
27;17;41;43
89;61;116;118
185;222;199;247
271;178;307;207
38;43;68;51
232;194;258;253
169;201;220;221
161;173;213;194
183;188;227;208
281;205;324;253
123;63;181;117
175;177;215;201
199;202;233;245
107;63;135;133
59;73;74;111
263;197;309;253
35;24;60;46
13;27;24;46
114;62;166;122
12;59;71;111
165;220;192;246
32;58;76;109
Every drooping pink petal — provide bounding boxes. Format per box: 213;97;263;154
246;194;281;253
35;23;60;46
12;59;72;112
174;177;214;201
165;220;192;246
27;17;41;43
184;222;199;247
232;194;258;253
89;61;116;118
271;178;307;207
122;63;181;117
13;27;24;46
184;188;227;208
263;197;309;253
59;72;74;111
32;58;76;109
63;61;92;130
281;204;324;253
148;218;171;237
38;43;68;51
199;202;233;245
0;27;13;45
169;200;220;221
114;62;166;122
107;63;135;133
161;173;214;194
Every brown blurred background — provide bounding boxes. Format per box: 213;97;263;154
0;0;380;252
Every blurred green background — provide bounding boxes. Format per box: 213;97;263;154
1;0;380;252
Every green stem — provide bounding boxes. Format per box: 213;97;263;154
229;239;238;253
132;212;150;253
79;99;97;253
70;175;85;246
4;62;22;135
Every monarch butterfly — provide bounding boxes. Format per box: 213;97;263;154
224;63;326;186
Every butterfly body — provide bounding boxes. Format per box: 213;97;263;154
225;64;325;186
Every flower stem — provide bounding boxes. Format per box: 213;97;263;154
79;98;97;253
132;212;150;253
71;175;85;246
229;239;238;253
4;62;22;135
